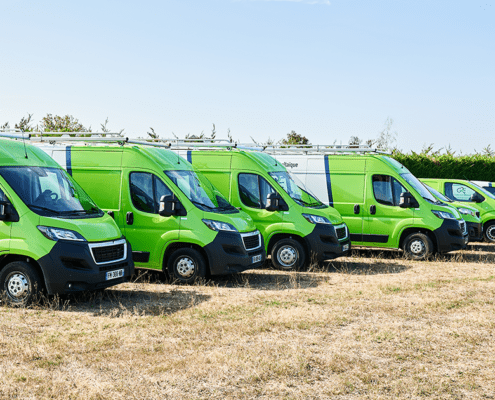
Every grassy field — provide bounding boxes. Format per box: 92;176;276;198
1;244;495;399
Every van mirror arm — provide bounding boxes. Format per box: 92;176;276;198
0;200;19;222
159;194;187;217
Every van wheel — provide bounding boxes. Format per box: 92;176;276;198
484;222;495;243
0;261;43;306
402;232;433;260
168;248;206;284
271;238;306;271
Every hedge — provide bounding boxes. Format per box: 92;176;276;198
391;152;495;181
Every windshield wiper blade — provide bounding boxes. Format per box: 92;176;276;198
190;200;215;210
27;204;61;214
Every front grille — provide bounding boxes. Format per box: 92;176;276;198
242;232;261;250
89;239;127;265
336;227;347;240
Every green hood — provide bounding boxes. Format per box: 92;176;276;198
202;210;257;233
39;213;122;242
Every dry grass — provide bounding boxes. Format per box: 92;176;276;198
1;244;495;399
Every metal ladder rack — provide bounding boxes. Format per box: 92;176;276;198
0;130;128;143
251;144;387;155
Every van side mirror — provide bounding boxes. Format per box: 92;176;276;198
0;201;19;222
470;192;484;203
399;192;419;208
266;193;288;211
159;194;187;217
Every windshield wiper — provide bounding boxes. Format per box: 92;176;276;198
190;200;215;210
422;196;441;205
27;204;61;214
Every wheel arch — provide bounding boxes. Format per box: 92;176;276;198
399;227;437;253
162;242;210;275
267;233;309;259
0;254;47;291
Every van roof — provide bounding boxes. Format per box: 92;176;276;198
194;149;286;172
0;139;60;168
135;145;192;171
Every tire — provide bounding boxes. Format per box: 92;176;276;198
271;238;306;271
168;248;206;284
402;232;433;260
484;222;495;243
0;261;43;306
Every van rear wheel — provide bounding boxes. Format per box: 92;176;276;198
271;238;306;271
0;261;43;306
402;232;433;260
168;248;206;284
483;222;495;243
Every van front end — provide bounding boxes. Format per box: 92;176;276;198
433;218;469;253
303;221;351;262
203;229;266;275
37;236;134;294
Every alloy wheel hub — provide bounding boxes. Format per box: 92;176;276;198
176;257;196;278
277;246;297;267
410;240;425;255
7;273;29;299
487;226;495;242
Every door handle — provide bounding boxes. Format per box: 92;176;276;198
126;211;134;225
354;204;360;214
370;205;376;215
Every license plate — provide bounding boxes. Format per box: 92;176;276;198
252;254;262;263
106;269;124;280
343;244;350;252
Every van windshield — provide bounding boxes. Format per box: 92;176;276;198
164;170;237;213
400;173;440;204
0;167;103;218
470;182;495;200
425;184;452;203
269;171;324;208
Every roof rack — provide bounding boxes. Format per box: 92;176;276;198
253;144;388;155
136;138;240;149
0;130;128;143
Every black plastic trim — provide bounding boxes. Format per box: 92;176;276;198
132;251;150;263
203;231;266;275
350;233;389;243
433;219;468;253
37;239;135;295
303;224;351;262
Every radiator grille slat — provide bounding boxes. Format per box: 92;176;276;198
91;244;125;263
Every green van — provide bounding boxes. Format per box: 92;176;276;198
420;179;495;243
0;138;134;305
182;149;351;270
39;143;266;283
265;149;468;259
422;183;483;242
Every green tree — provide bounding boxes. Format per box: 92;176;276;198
281;130;309;145
39;114;91;132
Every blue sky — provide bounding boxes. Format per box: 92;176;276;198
1;0;493;152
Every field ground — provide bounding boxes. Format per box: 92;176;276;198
1;244;495;399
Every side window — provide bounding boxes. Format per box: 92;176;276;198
130;173;155;213
239;174;261;208
372;175;394;206
238;173;277;209
259;177;276;209
392;178;409;206
0;187;7;202
155;177;173;204
445;183;475;202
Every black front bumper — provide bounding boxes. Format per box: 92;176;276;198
303;224;351;262
466;221;483;242
37;239;135;295
433;219;469;253
204;231;266;276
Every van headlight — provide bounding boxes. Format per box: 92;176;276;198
431;210;456;220
38;226;86;241
302;214;331;225
458;208;475;217
202;219;238;232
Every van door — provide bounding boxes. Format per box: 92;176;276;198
327;157;366;242
0;186;11;254
236;172;284;240
121;170;181;269
362;174;414;246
